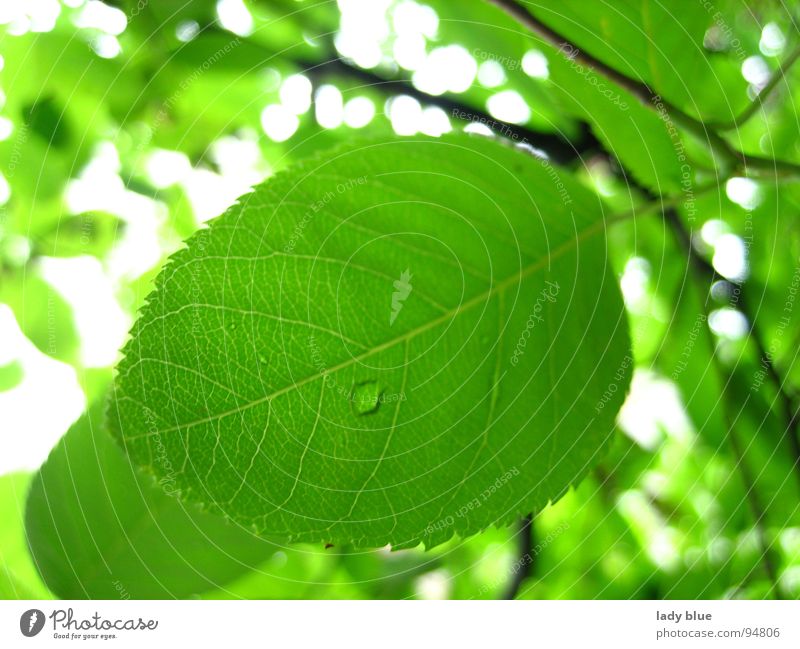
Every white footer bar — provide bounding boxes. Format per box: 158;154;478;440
1;600;798;648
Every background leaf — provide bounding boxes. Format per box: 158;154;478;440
26;389;278;599
0;473;51;599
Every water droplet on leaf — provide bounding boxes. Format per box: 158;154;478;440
351;380;382;415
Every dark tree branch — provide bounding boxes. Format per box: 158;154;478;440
300;56;600;165
665;208;785;598
723;419;783;599
502;514;534;600
664;210;800;487
486;0;656;106
484;0;800;177
187;23;601;165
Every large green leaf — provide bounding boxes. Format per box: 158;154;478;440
26;394;277;599
109;134;631;549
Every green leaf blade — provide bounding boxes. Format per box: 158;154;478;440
110;134;632;549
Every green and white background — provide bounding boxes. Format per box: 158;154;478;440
0;0;799;601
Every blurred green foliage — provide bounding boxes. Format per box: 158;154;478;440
1;0;799;599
